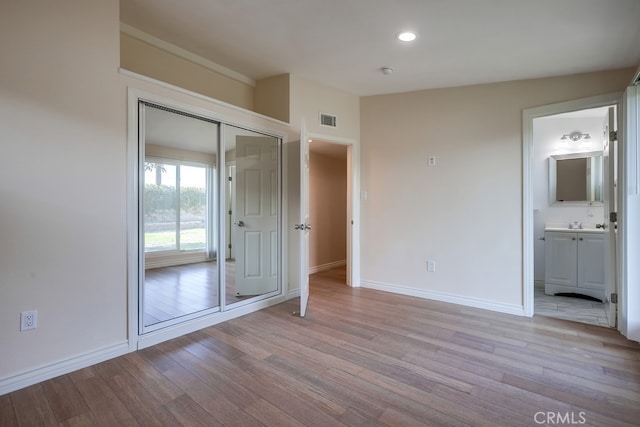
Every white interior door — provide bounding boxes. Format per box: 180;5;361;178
603;107;617;327
298;122;310;317
234;136;278;296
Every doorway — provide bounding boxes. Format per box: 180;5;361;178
523;93;620;328
308;140;349;285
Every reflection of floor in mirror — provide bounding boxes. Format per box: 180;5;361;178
534;282;609;327
144;260;249;327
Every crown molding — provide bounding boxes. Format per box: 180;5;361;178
120;23;256;87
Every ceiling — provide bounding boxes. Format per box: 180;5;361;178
145;106;277;154
145;106;218;153
121;0;640;96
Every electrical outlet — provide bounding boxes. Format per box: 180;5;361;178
427;260;436;272
427;156;436;167
20;310;37;331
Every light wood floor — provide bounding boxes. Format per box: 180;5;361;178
3;267;640;426
534;282;609;327
144;260;247;327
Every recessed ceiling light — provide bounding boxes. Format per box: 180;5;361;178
397;32;416;42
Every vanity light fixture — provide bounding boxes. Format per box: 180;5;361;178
397;31;416;42
560;131;591;142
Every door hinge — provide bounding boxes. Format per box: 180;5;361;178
228;243;232;249
611;293;618;304
609;130;618;142
610;212;618;223
228;209;232;215
228;176;233;181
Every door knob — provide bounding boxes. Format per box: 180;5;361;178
234;220;245;227
304;224;312;230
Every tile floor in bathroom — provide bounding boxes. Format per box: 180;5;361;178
534;282;610;327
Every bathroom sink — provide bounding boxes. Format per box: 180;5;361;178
544;225;605;233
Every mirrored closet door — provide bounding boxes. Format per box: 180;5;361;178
223;124;281;307
138;102;282;333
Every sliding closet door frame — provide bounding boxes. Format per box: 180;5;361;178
137;103;146;335
138;101;223;334
126;87;291;350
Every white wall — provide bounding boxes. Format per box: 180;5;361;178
360;69;633;314
532;114;608;281
0;1;127;380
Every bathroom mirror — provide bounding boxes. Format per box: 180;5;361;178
549;151;603;205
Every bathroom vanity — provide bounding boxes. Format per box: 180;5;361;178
544;227;605;302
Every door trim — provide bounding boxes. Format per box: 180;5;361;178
522;92;622;318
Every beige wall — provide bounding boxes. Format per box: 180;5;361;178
289;74;360;139
360;68;633;311
120;33;254;110
0;0;127;378
255;74;290;123
0;0;298;391
309;151;347;269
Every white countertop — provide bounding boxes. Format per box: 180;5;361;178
544;226;605;233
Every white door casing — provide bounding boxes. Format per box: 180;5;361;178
235;136;279;296
522;92;622;319
603;107;618;327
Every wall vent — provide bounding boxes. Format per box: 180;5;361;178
319;112;337;128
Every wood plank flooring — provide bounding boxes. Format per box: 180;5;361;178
144;260;247;326
3;267;640;426
534;282;609;327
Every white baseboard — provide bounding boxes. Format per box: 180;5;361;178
309;260;346;274
145;254;210;269
0;341;129;395
287;289;300;298
0;280;303;395
137;294;289;349
360;280;525;317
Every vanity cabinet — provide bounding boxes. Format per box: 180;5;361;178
544;231;605;301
